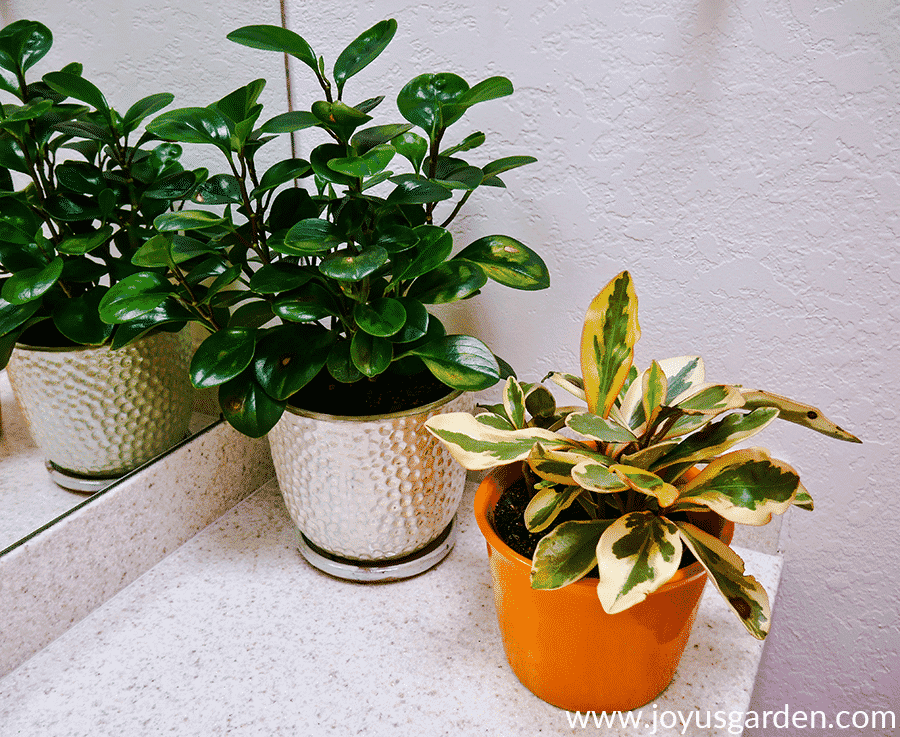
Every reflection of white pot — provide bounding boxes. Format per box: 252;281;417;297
268;390;474;575
6;331;193;479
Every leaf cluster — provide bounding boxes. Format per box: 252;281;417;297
426;270;860;639
0;19;202;365
96;20;550;437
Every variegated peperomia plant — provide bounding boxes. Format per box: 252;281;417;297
426;270;860;639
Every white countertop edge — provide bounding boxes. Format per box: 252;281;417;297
0;475;782;737
0;421;274;677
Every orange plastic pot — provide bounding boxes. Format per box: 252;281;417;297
474;463;734;713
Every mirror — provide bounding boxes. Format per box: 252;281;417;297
0;368;219;555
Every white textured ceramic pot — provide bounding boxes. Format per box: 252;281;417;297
6;330;193;484
268;389;474;578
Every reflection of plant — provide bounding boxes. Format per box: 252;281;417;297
0;19;201;366
98;19;549;437
427;270;860;639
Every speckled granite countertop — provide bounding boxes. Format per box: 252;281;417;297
0;475;781;737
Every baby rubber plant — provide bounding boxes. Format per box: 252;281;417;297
426;270;860;638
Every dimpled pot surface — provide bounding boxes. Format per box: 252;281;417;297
7;331;193;477
268;391;474;561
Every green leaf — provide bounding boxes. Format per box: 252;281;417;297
227;25;318;73
530;520;614;589
351;123;413;154
122;92;174;133
793;484;814;511
154;210;225;232
42;71;111;118
148;107;232;152
570;459;628;493
527;446;595;486
673;448;800;526
130;234;174;267
98;272;173;323
740;388;861;443
581;270;640;418
388;297;429;343
107;298;192;349
653;408;780;471
258;110;320;134
609;464;679;507
375;224;418;254
0;294;41;336
642;360;668;426
327;144;394;178
0;98;53;128
280;218;341;256
51;286;112;345
350;330;392;377
1;256;63;304
318;246;389;281
143;169;198;200
675;521;771;639
596;512;682;614
195;174;243;205
424;410;568;470
482;155;537;178
311;100;372;139
214;79;266;128
354;297;406;337
407;334;499;391
386;174;452;204
525;385;557;419
441;131;485;157
249;263;313;294
391;224;452;282
252;158;311;198
675;383;745;416
191;327;256;388
326;339;363;383
333;19;397;95
565;411;637;443
405;260;486;304
254;324;335;400
273;282;339;322
309;143;355;186
396;72;468;137
527;483;586;527
454;236;549;290
0;20;53;76
390;131;428;173
218;369;286;438
502;376;527;429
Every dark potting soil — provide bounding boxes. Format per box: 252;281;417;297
288;369;453;416
493;477;698;572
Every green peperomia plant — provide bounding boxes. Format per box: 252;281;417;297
96;19;549;437
0;19;202;367
426;270;860;639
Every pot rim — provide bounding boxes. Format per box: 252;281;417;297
474;462;734;592
283;387;464;423
14;341;112;354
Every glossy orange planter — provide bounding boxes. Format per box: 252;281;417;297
475;463;734;713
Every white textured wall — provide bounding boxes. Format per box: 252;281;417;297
7;0;898;723
288;0;898;721
3;0;291;173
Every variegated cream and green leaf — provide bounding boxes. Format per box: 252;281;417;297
425;411;567;470
580;271;640;418
596;512;682;614
524;483;584;533
425;271;860;639
675;521;771;638
530;519;614;589
670;449;801;526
